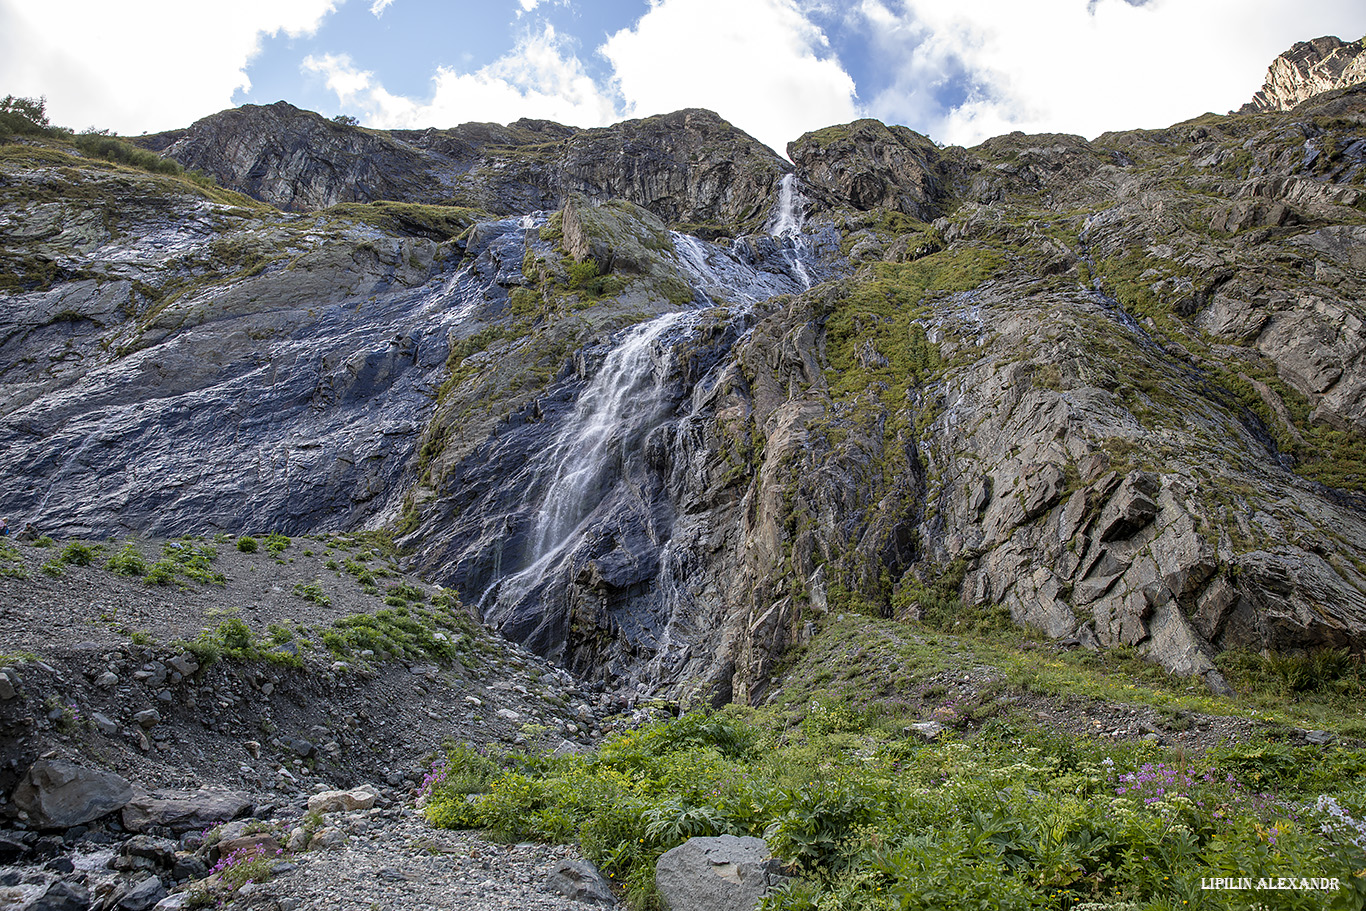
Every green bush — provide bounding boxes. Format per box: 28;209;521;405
264;533;291;555
73;131;180;175
105;542;147;577
236;535;258;553
145;560;176;586
58;541;98;566
292;579;331;606
0;95;63;141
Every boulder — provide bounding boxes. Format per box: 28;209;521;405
11;760;133;829
544;858;616;906
122;789;253;835
307;785;379;814
655;835;787;911
15;879;91;911
111;875;166;911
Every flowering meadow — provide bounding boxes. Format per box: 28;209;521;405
420;704;1366;910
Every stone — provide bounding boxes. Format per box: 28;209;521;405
0;671;16;701
307;785;380;814
120;834;179;867
11;760;133;829
1096;472;1160;543
133;709;161;729
907;721;944;742
112;875;166;911
96;672;120;688
544;858;615;906
20;879;91;911
655;835;787;911
308;827;346;850
166;654;199;676
122;789;253;835
90;712;118;735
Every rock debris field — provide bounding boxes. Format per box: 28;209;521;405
0;534;630;909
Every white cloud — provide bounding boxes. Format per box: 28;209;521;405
851;0;1366;146
602;0;860;154
304;24;619;129
0;0;339;134
371;0;397;16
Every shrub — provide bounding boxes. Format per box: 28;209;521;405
105;542;147;577
292;579;330;606
0;539;27;579
0;95;62;141
264;533;291;555
73;131;180;175
145;560;176;586
236;536;258;553
58;541;98;566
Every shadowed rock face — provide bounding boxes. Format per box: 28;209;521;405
6;37;1366;703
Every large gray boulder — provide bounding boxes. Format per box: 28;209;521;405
11;760;133;829
122;788;254;834
655;835;787;911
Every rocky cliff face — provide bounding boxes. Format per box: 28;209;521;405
1241;36;1366;114
4;38;1366;705
139;104;786;233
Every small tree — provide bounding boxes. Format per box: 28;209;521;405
332;113;359;126
0;94;55;140
1;95;49;127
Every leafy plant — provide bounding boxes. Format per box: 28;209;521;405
292;579;331;606
105;542;147;577
236;535;258;553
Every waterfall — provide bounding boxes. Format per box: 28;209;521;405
772;172;805;238
531;311;688;556
479;310;694;615
770;173;812;289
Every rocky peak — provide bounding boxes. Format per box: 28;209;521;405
788;118;945;221
1241;35;1366;113
135;104;787;231
143;101;434;211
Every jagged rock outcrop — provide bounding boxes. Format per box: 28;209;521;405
1241;36;1366;113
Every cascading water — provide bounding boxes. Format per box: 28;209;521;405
531;311;691;557
771;172;812;289
440;199;842;689
479;311;695;619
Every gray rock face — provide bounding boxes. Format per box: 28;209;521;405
140;104;786;230
122;788;253;834
655;835;786;911
10;760;132;829
1241;36;1366;114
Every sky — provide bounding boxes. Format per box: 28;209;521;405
2;0;1365;156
